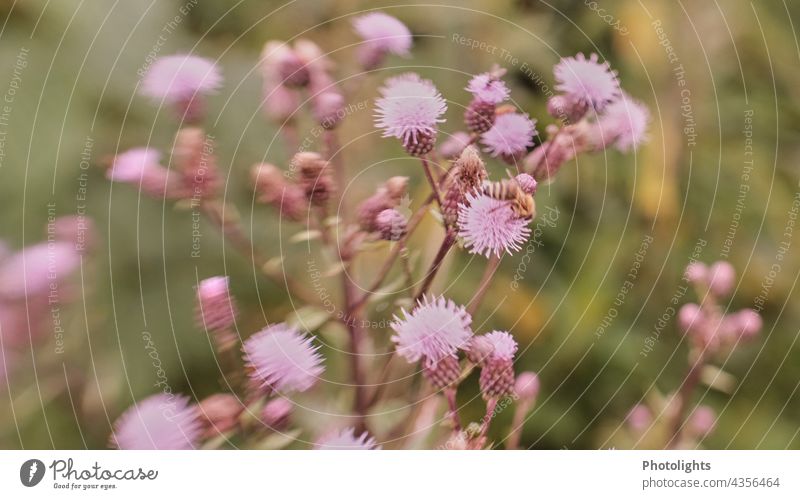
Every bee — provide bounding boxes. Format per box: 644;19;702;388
482;179;536;219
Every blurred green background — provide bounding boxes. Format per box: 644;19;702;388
1;0;799;449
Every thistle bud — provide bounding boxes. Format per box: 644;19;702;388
423;356;461;389
313;91;345;129
514;371;540;403
707;261;735;298
198;393;243;437
677;303;704;336
277;50;310;88
464;98;496;135
441;146;487;228
174;127;220;200
403;129;436;157
196;276;237;350
357;177;408;232
479;358;515;400
547;95;588;123
514;173;537;195
250;163;307;221
626;404;652;433
725;308;762;341
684;262;708;285
375;208;407;241
687;405;716;438
261;397;293;429
293;152;335;206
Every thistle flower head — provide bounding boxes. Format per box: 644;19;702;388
457;191;531;258
707;260;735;298
196;276;237;342
243;323;325;394
353;12;412;57
391;295;473;366
466;72;510;105
483;330;518;361
596;93;649;152
514;371;540;402
261;397;293;429
374;73;447;147
554;53;620;112
0;242;80;299
141;54;222;103
627;404;652;432
480;112;536;158
315;427;380;450
111;393;202;450
375;208;408;241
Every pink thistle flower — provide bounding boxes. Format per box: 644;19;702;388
374;73;447;147
353;12;412;69
483;330;518;361
687;405;716;438
554;53;620;112
391;295;473;366
514;371;540;402
684;262;708;285
707;261;735;298
108;148;176;197
480;112;536;158
457;191;531;258
243;323;325;394
315;427;380;450
596;93;649;152
196;276;238;351
627;404;652;433
466;72;510;105
140;55;222;104
375;208;408;241
111;393;202;450
261;397;293;429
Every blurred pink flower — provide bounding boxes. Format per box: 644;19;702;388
627;404;652;433
707;261;736;297
315;427;380;450
196;276;237;332
0;242;80;300
353;12;412;69
457;191;531;258
688;405;716;438
261;397;293;429
596;93;649;152
438;131;471;159
141;54;222;104
111;393;202;450
374;73;446;147
684;262;708;285
480;112;536;158
243;323;325;394
375;208;407;241
466;72;510;105
108;148;176;197
391;295;473;366
514;173;537;195
514;371;540;402
724;309;763;341
554;52;620;112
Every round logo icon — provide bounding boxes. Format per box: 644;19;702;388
20;459;45;487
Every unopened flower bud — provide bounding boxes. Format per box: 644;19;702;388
687;405;716;438
198;393;243;437
375;209;407;241
174;127;220;200
277;50;310;88
250;163;307;221
313;91;345;129
677;303;704;335
514;173;537;195
727;308;763;341
547;95;588;123
196;276;237;350
294;152;335;206
707;261;735;297
514;371;540;403
261;397;293;429
383;176;408;202
464;98;496;135
626;404;652;433
684;262;708;285
423;356;461;389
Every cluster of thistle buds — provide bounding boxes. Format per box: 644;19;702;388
621;260;763;449
102;11;653;449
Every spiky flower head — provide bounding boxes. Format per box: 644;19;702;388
243;323;325;394
353;12;412;69
141;55;222;104
111;393;202;450
483;330;518;361
374;73;446;149
480;112;536;158
315;427;380;450
554;53;620;112
457;191;531;258
391;295;473;366
466;72;510;105
596;93;649;152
